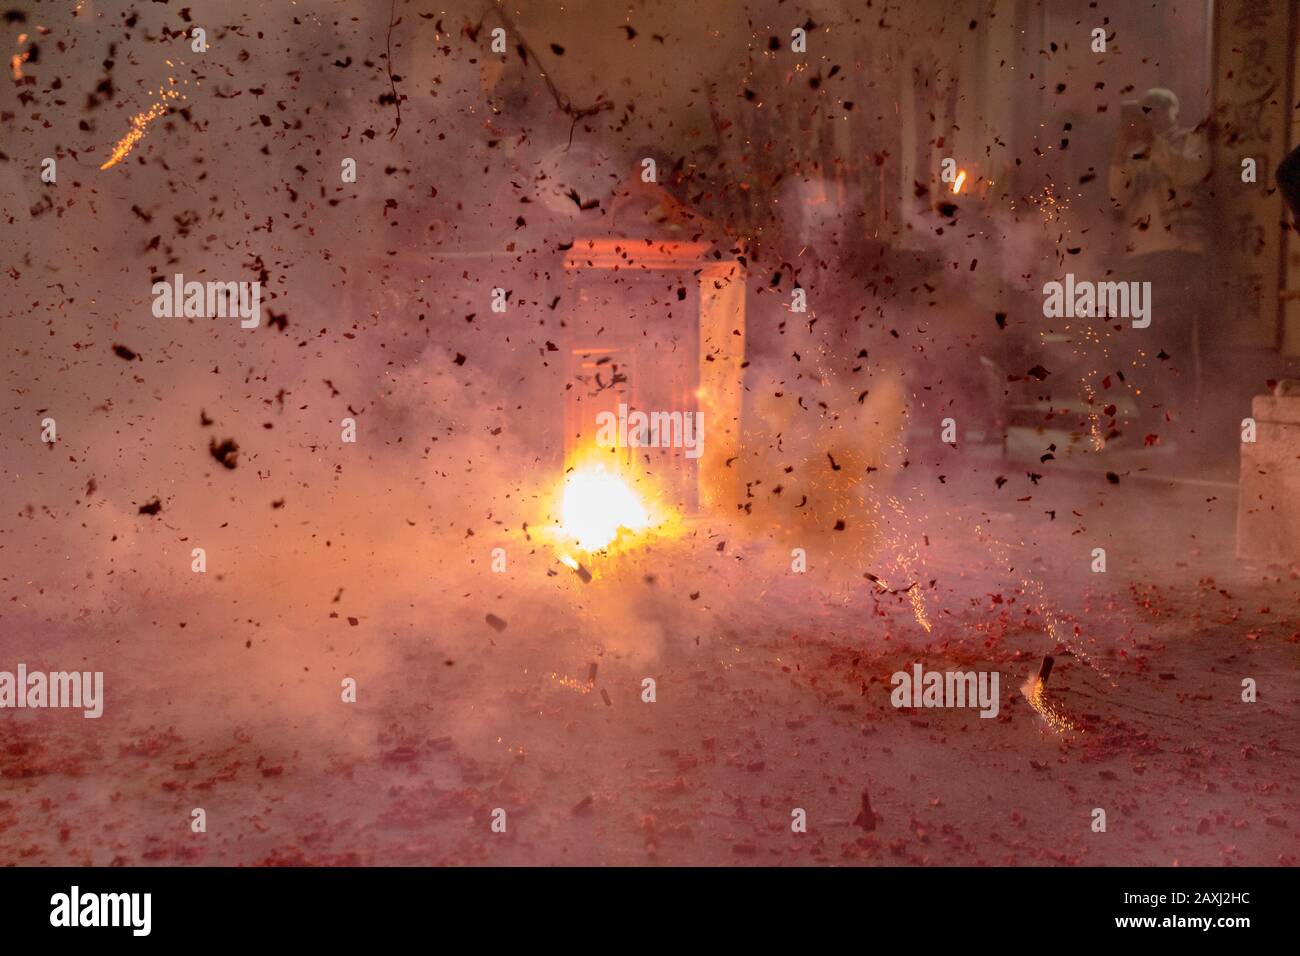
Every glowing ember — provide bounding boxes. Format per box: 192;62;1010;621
11;33;29;81
1020;675;1078;734
559;464;650;551
549;672;593;695
883;496;933;633
99;76;186;171
951;169;967;194
907;587;932;633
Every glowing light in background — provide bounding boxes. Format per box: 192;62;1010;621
11;33;30;80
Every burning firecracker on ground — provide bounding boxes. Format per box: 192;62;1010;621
0;0;1298;939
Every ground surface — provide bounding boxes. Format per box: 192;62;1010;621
2;468;1297;867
